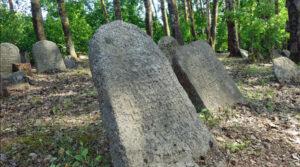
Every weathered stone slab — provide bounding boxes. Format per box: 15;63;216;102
32;40;66;73
0;43;21;77
89;21;220;167
158;37;244;111
273;57;300;84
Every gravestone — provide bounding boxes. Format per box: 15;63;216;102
273;57;300;84
32;40;66;73
0;75;9;98
89;21;222;167
0;43;21;77
158;37;244;111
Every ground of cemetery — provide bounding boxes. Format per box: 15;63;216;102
0;57;299;167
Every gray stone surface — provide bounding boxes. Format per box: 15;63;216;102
239;49;249;59
64;56;77;69
159;37;244;111
273;57;300;84
282;49;291;57
0;43;21;77
89;21;219;167
271;49;282;58
32;40;66;73
7;71;28;84
157;36;179;62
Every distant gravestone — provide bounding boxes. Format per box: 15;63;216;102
32;40;66;73
89;21;222;167
239;49;249;59
0;43;21;77
273;57;300;84
159;37;244;111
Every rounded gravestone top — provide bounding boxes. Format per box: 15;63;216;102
32;40;66;73
0;43;21;77
158;36;179;62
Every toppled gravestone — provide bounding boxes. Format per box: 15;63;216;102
89;21;223;167
32;40;66;73
273;57;300;84
0;43;21;77
158;37;244;111
64;56;78;69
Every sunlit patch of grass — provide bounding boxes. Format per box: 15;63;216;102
30;96;43;105
244;64;271;76
199;108;220;128
224;140;251;153
73;67;92;77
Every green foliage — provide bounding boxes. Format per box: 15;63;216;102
0;6;35;51
225;140;251;153
50;142;104;167
237;0;288;57
0;0;291;59
199;108;220;128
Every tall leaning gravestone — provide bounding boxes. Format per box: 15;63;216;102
0;43;21;77
89;21;223;167
158;37;244;111
32;40;66;73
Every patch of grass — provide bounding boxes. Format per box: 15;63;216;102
30;96;43;105
244;64;271;76
225;140;251;153
62;98;74;109
199;108;220;128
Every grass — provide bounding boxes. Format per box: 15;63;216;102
224;140;251;153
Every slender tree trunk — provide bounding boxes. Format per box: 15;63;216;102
113;0;122;20
100;0;109;23
225;0;241;57
209;0;218;49
275;0;279;15
286;0;300;63
143;0;153;37
187;0;196;40
160;0;170;36
151;0;158;18
57;0;77;59
167;0;184;45
8;0;14;12
31;0;46;41
206;0;211;41
182;0;189;22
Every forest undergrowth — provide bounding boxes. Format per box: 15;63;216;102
0;57;299;167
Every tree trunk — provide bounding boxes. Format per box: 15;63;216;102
187;0;196;40
206;0;211;41
113;0;122;20
275;0;279;15
143;0;153;37
100;0;109;23
31;0;46;41
8;0;14;12
210;0;219;49
182;0;189;22
167;0;184;45
151;0;158;18
225;0;241;57
286;0;300;63
57;0;78;59
160;0;170;36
